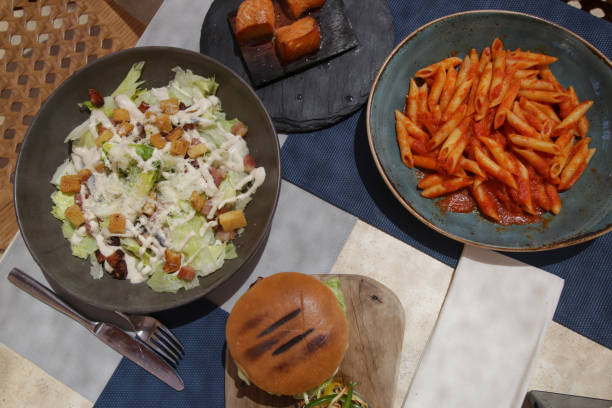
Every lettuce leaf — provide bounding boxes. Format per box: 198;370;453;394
89;254;104;280
324;278;346;314
71;236;97;259
111;61;145;99
50;159;76;186
147;262;200;293
64;119;90;143
51;191;75;222
167;67;219;105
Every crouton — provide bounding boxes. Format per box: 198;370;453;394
77;169;92;182
170;138;189;156
190;191;205;212
112;108;130;123
117;122;134;137
60;175;82;193
231;121;248;137
155;114;173;133
65;205;85;227
163;249;182;273
108;213;126;234
166;127;183;142
187;143;208;158
219;210;247;231
150;133;167;149
95;129;113;147
160;98;179;115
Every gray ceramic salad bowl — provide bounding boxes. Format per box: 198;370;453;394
367;11;612;251
14;46;281;313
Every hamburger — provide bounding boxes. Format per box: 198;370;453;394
226;272;349;398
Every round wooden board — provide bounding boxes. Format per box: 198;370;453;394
201;0;394;133
225;274;405;407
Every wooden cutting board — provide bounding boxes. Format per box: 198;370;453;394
225;274;405;407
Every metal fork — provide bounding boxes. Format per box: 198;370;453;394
115;312;185;366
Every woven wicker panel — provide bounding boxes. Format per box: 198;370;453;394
0;0;142;249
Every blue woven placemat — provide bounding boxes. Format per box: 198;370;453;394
281;0;612;350
94;301;228;407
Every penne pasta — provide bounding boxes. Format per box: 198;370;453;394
474;146;518;190
443;79;473;121
396;39;596;223
475;62;493;121
517;89;567;104
406;78;419;123
395;112;414;168
428;66;446;111
429;105;468;150
493;79;520;129
471;183;500;221
421;177;473;198
553;100;593;135
395;110;430;142
509;133;560;155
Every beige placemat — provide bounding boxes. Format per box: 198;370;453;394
0;341;92;407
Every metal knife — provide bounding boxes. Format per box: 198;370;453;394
8;268;184;391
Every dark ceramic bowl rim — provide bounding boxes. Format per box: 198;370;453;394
366;10;612;252
14;46;281;312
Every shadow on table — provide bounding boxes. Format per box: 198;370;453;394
351;109;463;265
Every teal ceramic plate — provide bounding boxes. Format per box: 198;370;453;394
367;11;612;251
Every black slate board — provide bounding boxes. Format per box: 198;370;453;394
228;0;359;87
201;0;394;133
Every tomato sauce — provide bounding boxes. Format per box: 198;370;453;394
485;180;542;225
436;189;475;213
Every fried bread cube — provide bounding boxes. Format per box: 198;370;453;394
166;127;183;142
155;114;173;133
219;210;247;232
113;108;130;123
108;213;126;234
160;98;179;114
170;138;189;156
65;205;85;227
60;175;82;193
187;143;208;158
150;133;167;149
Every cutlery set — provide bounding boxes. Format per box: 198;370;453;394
7;268;185;391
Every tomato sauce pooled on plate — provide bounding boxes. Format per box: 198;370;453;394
436;189;475;213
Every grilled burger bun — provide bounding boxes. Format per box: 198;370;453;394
226;272;349;396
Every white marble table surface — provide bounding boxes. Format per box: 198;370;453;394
0;1;611;406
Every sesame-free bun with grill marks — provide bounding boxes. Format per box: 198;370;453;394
226;272;349;396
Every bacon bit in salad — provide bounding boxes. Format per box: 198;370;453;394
112;259;128;280
106;249;125;268
163;249;182;273
202;199;214;215
244;154;256;172
189;159;200;169
190;191;205;212
106;236;121;246
183;123;196;131
177;265;195;281
108;213;126;234
209;167;226;187
215;230;235;242
231;121;248;137
94;250;105;264
136;123;145;139
179;102;188;110
74;193;83;208
137;101;150;112
88;88;104;108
